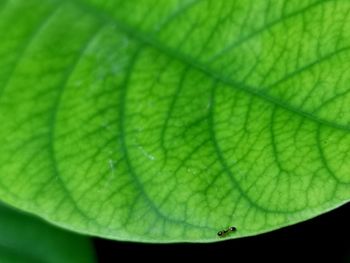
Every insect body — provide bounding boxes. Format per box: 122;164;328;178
217;226;236;237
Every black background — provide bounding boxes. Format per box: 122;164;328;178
94;202;350;262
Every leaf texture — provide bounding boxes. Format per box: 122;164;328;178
0;0;349;242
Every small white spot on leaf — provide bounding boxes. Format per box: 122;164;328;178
138;146;156;161
108;159;115;175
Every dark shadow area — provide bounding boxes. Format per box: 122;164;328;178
94;202;350;262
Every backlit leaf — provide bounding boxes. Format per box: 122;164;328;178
0;0;349;242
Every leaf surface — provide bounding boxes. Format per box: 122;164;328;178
0;0;349;242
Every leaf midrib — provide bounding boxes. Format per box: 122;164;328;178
68;0;350;134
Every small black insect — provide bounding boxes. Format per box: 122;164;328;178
217;226;237;237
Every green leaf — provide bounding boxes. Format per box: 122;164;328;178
0;203;95;263
0;0;349;242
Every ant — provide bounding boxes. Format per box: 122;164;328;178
217;226;237;237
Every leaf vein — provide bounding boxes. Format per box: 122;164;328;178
69;0;350;134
